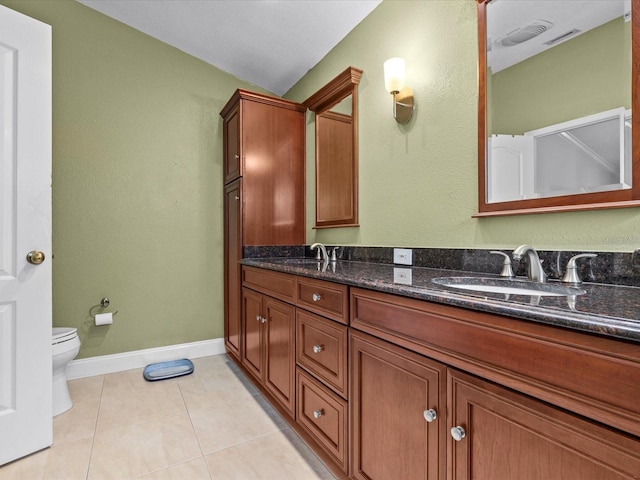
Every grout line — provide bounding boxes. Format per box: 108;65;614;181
85;375;105;480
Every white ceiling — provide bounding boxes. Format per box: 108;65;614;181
77;0;381;96
487;0;631;73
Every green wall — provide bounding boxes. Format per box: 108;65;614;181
491;17;631;135
1;0;264;359
287;0;640;252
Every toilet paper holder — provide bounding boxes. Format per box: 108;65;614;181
89;297;119;318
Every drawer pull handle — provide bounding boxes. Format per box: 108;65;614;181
312;344;324;354
313;409;324;419
423;409;437;423
451;426;466;442
312;293;322;302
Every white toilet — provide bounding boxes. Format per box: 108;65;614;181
52;327;81;416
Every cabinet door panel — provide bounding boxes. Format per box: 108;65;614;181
264;296;296;416
242;100;305;246
448;369;640;480
224;180;242;360
351;331;446;480
242;288;263;382
224;104;240;183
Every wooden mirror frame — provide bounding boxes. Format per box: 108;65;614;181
304;66;362;228
476;0;640;217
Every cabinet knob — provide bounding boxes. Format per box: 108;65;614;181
312;293;322;302
235;195;239;200
312;344;324;354
313;409;324;419
450;426;466;442
234;154;240;159
261;316;267;323
423;409;437;423
256;315;261;322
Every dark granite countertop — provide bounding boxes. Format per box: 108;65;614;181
241;257;640;344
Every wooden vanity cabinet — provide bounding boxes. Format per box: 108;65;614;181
241;267;297;417
350;287;640;480
221;90;305;363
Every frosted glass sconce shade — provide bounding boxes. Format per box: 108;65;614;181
384;57;406;93
384;57;414;124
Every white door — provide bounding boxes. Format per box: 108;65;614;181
488;134;534;203
0;5;52;465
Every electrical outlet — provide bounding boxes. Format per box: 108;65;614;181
393;267;412;285
393;248;413;265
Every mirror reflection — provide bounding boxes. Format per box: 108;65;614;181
485;0;631;204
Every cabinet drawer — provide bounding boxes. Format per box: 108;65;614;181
296;310;348;397
242;266;296;303
296;368;348;473
296;276;348;324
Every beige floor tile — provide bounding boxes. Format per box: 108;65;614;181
53;398;100;446
178;367;258;411
135;458;211;480
204;429;335;480
101;368;179;397
0;437;93;480
68;375;104;403
88;413;201;480
96;380;187;433
189;393;288;455
190;355;237;372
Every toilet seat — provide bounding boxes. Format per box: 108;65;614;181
52;327;78;345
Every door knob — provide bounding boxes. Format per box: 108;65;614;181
26;251;45;265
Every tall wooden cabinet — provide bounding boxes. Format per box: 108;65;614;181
221;90;305;362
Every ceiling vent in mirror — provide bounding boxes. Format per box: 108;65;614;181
544;28;581;46
497;20;553;47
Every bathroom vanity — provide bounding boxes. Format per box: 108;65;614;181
233;258;640;480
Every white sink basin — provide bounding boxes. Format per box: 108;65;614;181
432;277;586;297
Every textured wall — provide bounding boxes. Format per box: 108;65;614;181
287;0;640;252
1;0;263;359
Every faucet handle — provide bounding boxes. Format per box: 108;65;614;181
330;247;339;262
562;253;597;285
489;251;515;277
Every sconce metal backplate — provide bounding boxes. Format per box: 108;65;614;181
394;86;414;124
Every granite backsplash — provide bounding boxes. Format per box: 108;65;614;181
243;245;640;288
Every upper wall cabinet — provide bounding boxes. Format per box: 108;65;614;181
476;0;640;216
304;67;362;228
220;89;306;245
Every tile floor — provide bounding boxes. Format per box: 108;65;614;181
0;355;336;480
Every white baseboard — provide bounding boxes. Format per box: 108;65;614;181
65;338;226;380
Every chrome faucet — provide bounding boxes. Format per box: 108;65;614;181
512;245;547;283
310;243;328;263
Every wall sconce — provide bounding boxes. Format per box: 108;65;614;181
384;57;414;124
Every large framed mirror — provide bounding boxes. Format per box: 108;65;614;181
304;67;362;227
477;0;640;216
